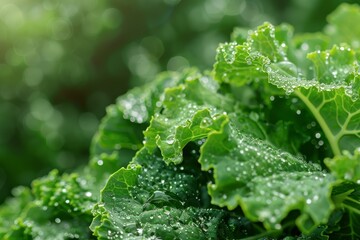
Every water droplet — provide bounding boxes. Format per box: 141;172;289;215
285;89;293;95
97;159;104;166
296;109;301;115
249;112;259;121
55;218;61;224
301;43;309;51
277;61;298;76
200;117;212;128
315;133;321;139
165;135;175;145
85;191;92;197
345;88;353;97
137;228;143;235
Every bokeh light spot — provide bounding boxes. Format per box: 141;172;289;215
52;19;73;40
41;41;64;62
24;67;44;87
79;112;99;136
167;56;189;71
141;36;164;59
0;4;24;29
102;8;122;29
30;98;54;121
128;53;159;80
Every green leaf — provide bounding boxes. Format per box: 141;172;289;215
214;42;267;86
330;182;360;239
91;148;261;239
325;3;360;50
0;170;96;239
91;104;144;158
32;169;96;215
214;22;360;156
144;74;233;164
3;4;360;239
269;44;360;156
91;70;190;165
291;32;330;78
90;150;206;239
230;27;248;44
199;119;335;233
214;23;295;87
89;94;148;192
307;44;357;84
117;69;196;124
325;149;360;182
5;205;93;240
294;82;360;157
0;187;33;238
89;104;144;188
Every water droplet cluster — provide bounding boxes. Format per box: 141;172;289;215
217;41;238;64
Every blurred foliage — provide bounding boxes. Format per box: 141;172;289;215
0;0;358;203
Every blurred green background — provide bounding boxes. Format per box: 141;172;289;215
0;0;357;203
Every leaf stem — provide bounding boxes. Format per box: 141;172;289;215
295;89;341;157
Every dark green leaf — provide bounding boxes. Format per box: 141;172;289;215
200;119;335;233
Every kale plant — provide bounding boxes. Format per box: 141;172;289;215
1;3;360;240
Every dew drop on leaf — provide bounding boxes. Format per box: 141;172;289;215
200;117;212;128
165;135;175;145
276;61;298;77
137;228;143;235
301;43;309;51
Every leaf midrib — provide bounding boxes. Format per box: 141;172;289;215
295;89;341;156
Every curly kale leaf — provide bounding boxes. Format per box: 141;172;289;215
90;148;264;239
214;20;360;157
